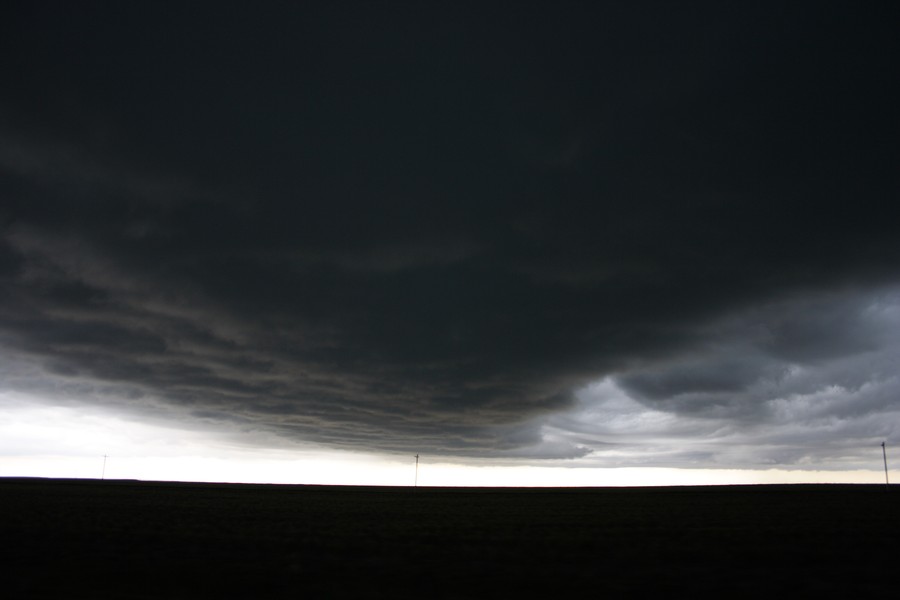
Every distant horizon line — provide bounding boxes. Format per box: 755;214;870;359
1;475;894;491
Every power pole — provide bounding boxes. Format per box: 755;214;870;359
102;454;108;481
882;442;889;490
414;454;419;488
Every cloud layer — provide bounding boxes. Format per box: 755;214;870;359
1;2;898;469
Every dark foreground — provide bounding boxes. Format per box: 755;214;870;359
1;479;897;598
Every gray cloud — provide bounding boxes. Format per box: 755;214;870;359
556;287;900;468
1;2;898;469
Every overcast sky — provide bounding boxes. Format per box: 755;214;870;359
1;2;899;484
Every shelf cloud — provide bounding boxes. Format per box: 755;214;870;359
1;2;898;472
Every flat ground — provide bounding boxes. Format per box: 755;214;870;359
1;478;896;598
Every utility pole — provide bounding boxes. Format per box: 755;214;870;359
102;454;108;481
414;454;419;488
882;442;889;490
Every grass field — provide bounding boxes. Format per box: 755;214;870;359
1;478;897;598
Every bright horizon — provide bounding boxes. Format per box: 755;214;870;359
2;397;893;488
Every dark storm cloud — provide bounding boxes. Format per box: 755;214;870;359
1;2;898;463
618;288;898;413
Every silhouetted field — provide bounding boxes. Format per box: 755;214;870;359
1;478;897;598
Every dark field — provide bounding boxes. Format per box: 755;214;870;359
1;478;897;598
